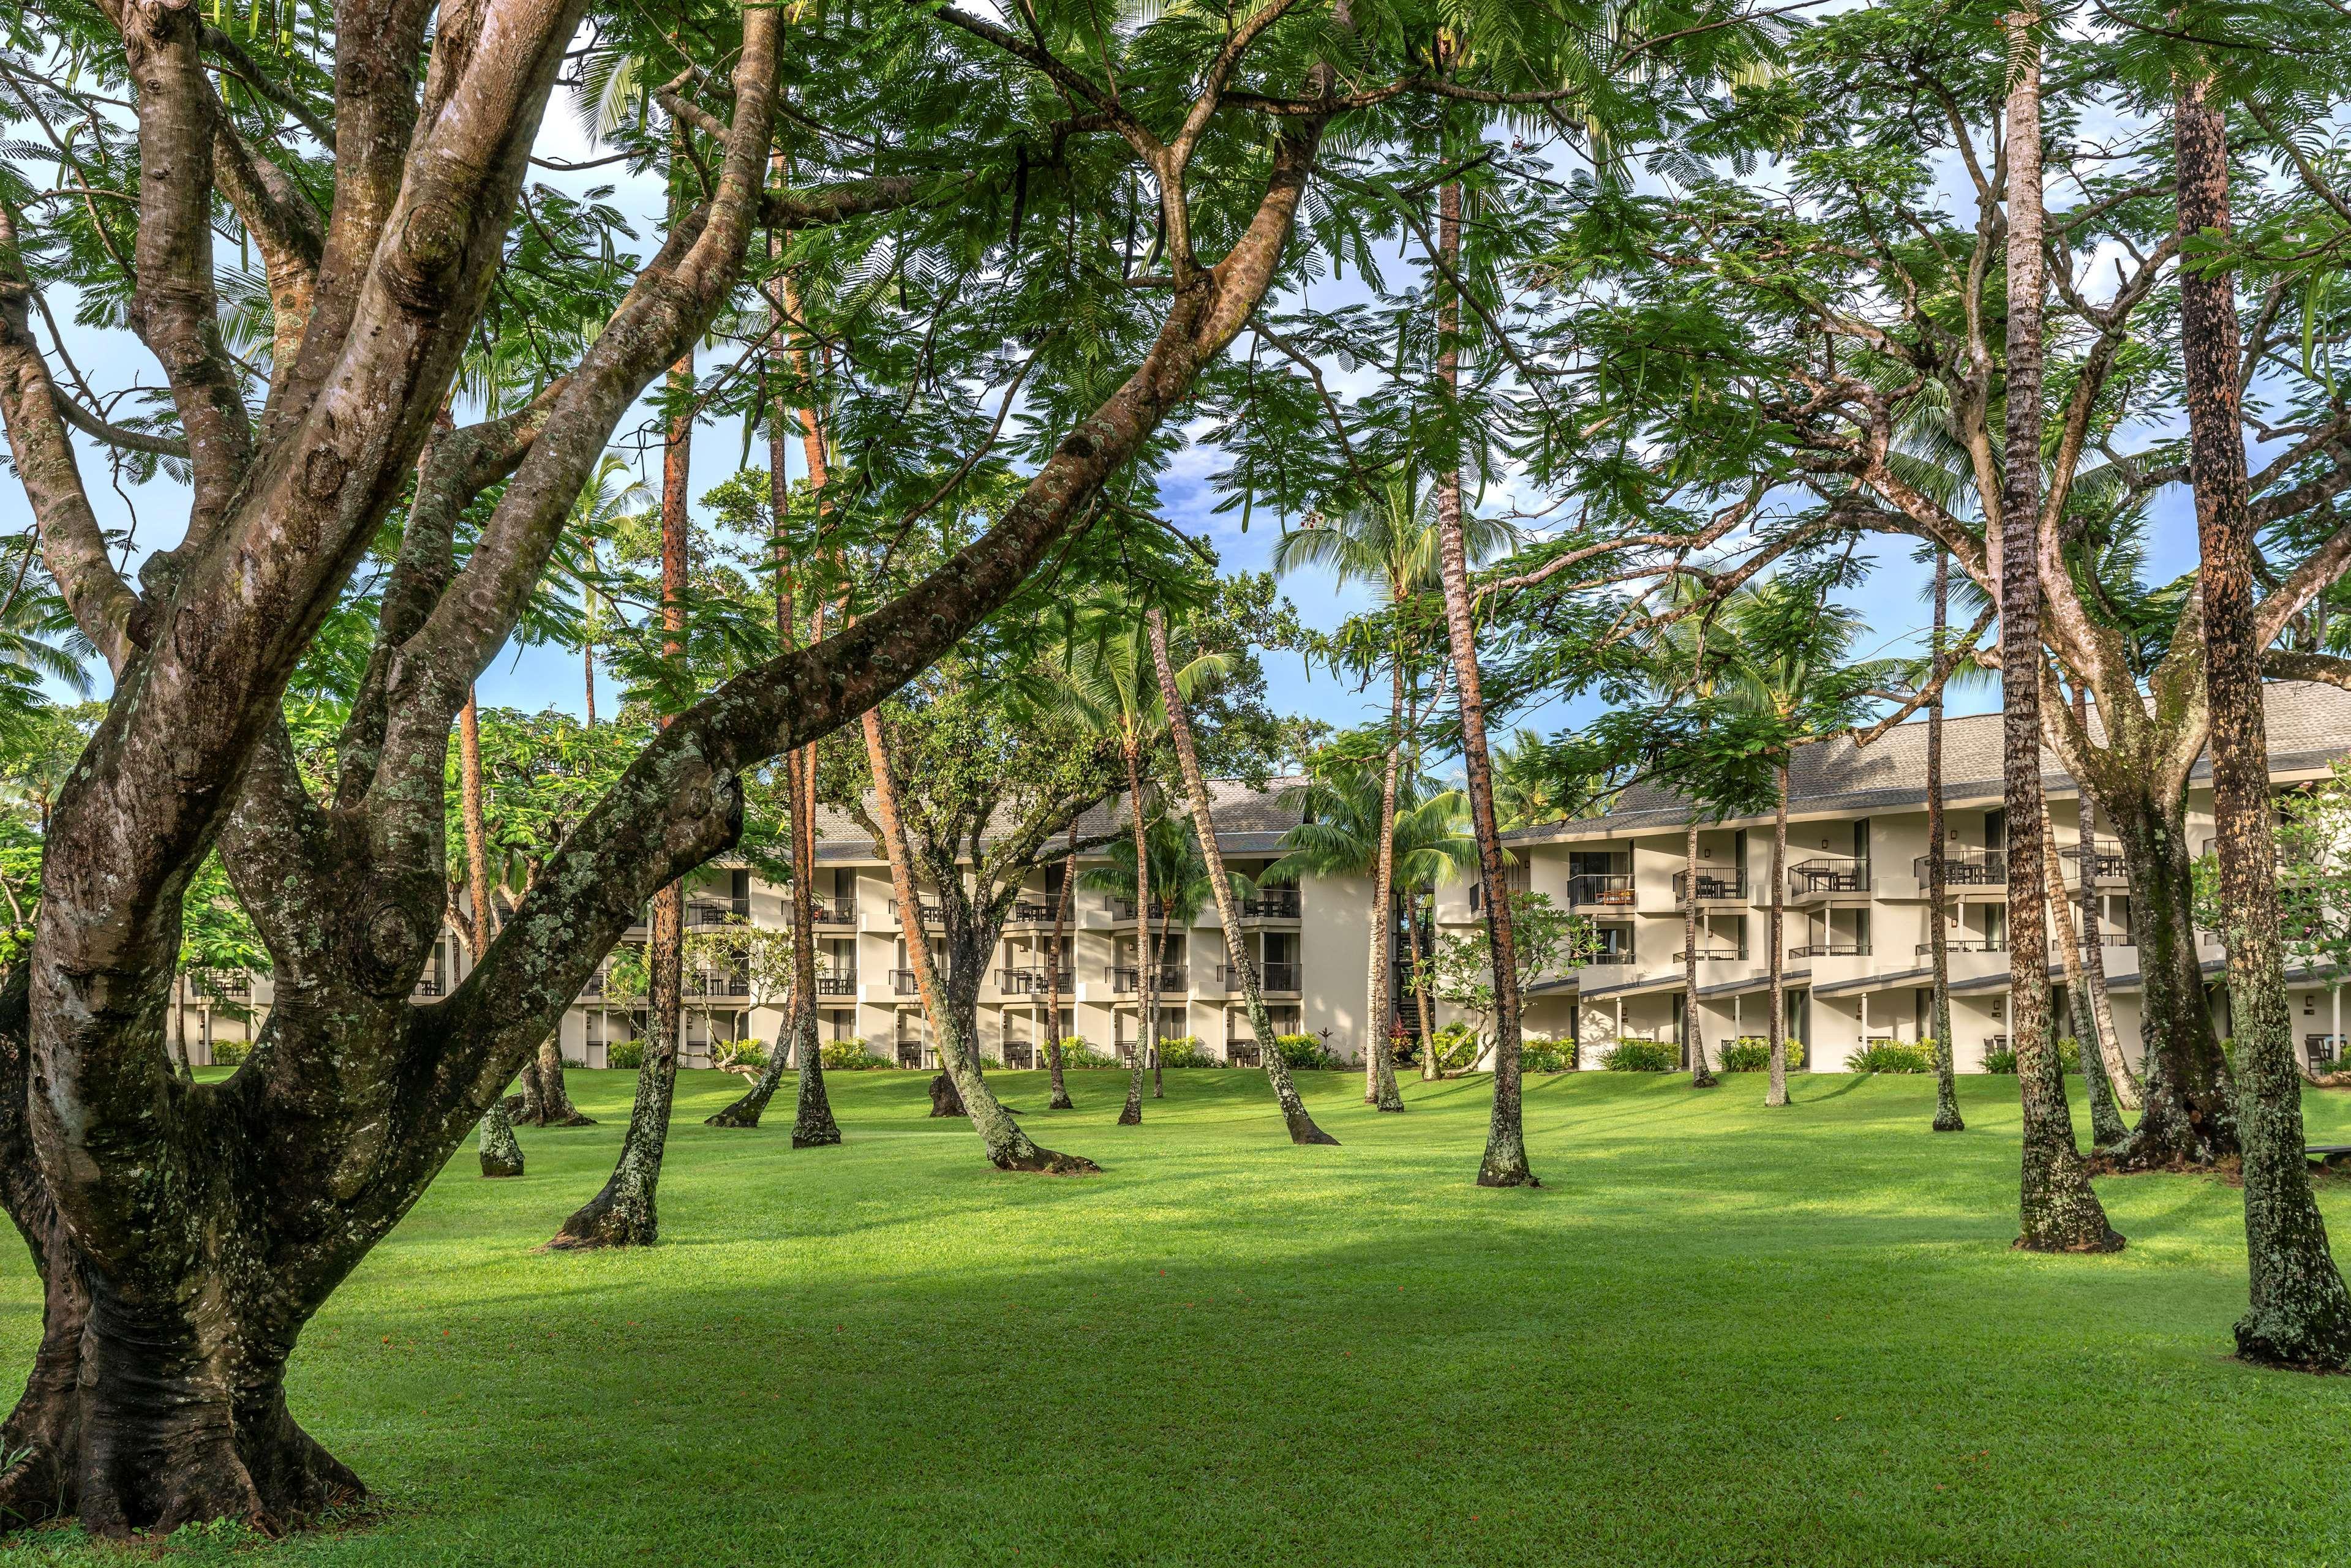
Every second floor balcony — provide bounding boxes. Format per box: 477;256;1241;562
1916;848;2007;887
1221;961;1300;992
682;969;749;999
1673;945;1744;962
1582;948;1638;967
2062;838;2129;882
1789;858;1870;899
997;967;1050;995
887;898;946;926
1916;937;2007;954
1671;869;1748;904
1566;872;1634;909
1239;888;1303;920
1789;940;1871;958
811;896;856;926
687;899;751;927
892;969;920;996
813;972;857;997
1109;964;1186;995
1009;899;1061;924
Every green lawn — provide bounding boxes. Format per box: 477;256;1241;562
5;1067;2348;1567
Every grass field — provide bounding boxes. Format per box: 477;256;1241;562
3;1065;2348;1567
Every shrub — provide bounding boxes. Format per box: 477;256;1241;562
606;1039;645;1070
1429;1021;1483;1073
1600;1039;1676;1072
1051;1037;1111;1068
715;1041;769;1071
1977;1038;2081;1075
210;1039;250;1067
1157;1035;1220;1068
1984;1048;2019;1075
1274;1033;1341;1071
1521;1033;1571;1074
562;1057;587;1070
820;1040;892;1071
1847;1040;1933;1073
1718;1038;1771;1073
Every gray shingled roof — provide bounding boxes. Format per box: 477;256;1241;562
810;777;1309;863
1504;681;2351;845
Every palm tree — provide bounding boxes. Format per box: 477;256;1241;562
1080;815;1216;1100
1051;610;1223;1125
1722;579;1900;1109
1924;550;1965;1132
1274;470;1511;1111
1388;789;1482;1076
1646;582;1736;1092
1146;608;1336;1142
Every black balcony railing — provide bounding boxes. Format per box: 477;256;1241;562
1010;901;1059;923
1673;946;1742;962
195;972;250;1000
887;898;944;925
1671;869;1747;902
1240;888;1303;920
1224;961;1300;991
1582;948;1638;966
1790;858;1870;896
813;973;857;996
2061;839;2128;880
1110;896;1177;921
892;969;920;995
1566;872;1635;908
1917;937;2007;954
998;967;1047;994
413;974;444;997
1788;941;1871;957
813;898;856;925
684;969;749;998
1110;965;1186;994
688;900;751;926
1916;849;2007;885
578;971;606;997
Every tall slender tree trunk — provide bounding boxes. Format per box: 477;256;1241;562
548;343;696;1250
2000;24;2120;1253
863;711;1093;1172
1682;816;1718;1088
2071;691;2137;1111
1768;765;1794;1109
1363;664;1407;1110
1927;553;1963;1130
2042;803;2127;1148
1045;820;1075;1109
1432;182;1533;1187
1118;739;1154;1126
1151;903;1167;1099
2175;73;2351;1367
1407;891;1438;1079
1148;610;1335;1142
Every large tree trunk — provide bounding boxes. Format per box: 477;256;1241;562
1148;610;1335;1142
478;1098;524;1178
1999;21;2120;1253
863;710;1092;1172
2042;804;2127;1149
2100;781;2237;1168
2176;75;2351;1368
1768;765;1794;1109
1118;740;1154;1127
1682;815;1719;1088
1432;181;1534;1187
549;343;696;1250
1045;821;1076;1109
518;1035;593;1127
1927;556;1963;1131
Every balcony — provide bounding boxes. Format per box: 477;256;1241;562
194;972;250;1000
1789;941;1871;958
1239;888;1303;920
813;973;857;997
1110;896;1177;921
1789;858;1870;899
688;900;751;927
1009;900;1059;924
1222;961;1300;992
2061;838;2128;881
1671;869;1747;904
813;897;856;926
1566;872;1634;909
1582;949;1638;966
1916;848;2006;886
683;969;750;999
998;967;1048;995
887;898;945;926
892;969;920;996
1673;946;1744;962
1109;964;1186;994
413;973;445;997
1916;938;2007;954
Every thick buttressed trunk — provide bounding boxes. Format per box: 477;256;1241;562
479;1099;524;1177
2098;784;2237;1169
1432;182;1533;1188
1682;816;1718;1089
2001;24;2120;1254
930;1069;967;1117
1146;609;1336;1144
2175;77;2351;1369
0;968;363;1535
519;1036;593;1126
1046;822;1076;1110
549;880;685;1248
1926;565;1963;1130
1769;767;1794;1108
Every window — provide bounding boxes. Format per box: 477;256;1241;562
1852;819;1870;865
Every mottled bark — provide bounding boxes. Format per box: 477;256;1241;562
1148;609;1335;1143
1682;816;1718;1089
1927;558;1962;1131
2176;76;2351;1368
478;1099;524;1178
2042;805;2127;1149
2069;698;2137;1112
2001;24;2121;1253
523;1035;592;1127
